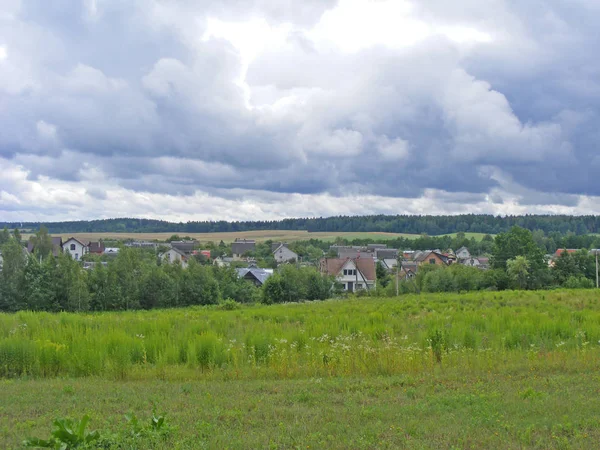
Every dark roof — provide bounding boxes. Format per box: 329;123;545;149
232;239;256;255
88;241;105;253
367;244;387;250
28;236;63;257
170;240;197;254
271;242;290;252
376;248;398;260
236;267;273;285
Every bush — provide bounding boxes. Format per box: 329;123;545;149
219;298;241;310
564;276;594;289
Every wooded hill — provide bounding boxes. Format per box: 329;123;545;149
2;214;600;235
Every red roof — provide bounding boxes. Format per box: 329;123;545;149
320;257;376;282
554;249;578;256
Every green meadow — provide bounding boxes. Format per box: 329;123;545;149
2;290;600;448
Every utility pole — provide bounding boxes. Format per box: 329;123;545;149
590;249;600;289
592;249;600;289
395;263;399;296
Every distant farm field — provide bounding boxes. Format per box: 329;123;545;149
1;290;600;448
22;230;491;243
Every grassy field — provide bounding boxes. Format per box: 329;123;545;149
22;230;491;243
2;290;600;448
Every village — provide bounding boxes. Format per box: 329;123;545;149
5;230;584;293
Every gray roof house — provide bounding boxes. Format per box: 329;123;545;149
159;247;189;268
456;246;471;260
27;236;63;257
236;267;273;286
375;248;398;260
170;240;198;254
272;243;298;264
232;239;256;259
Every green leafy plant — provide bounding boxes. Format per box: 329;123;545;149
150;407;166;432
24;415;100;449
125;406;169;438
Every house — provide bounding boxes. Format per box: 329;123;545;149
272;243;298;264
319;257;376;292
236;267;273;286
554;249;579;257
170;240;198;254
213;256;234;268
375;248;398;260
125;241;157;248
160;247;188;268
232;239;256;260
414;251;450;266
62;237;89;261
367;244;388;251
380;258;398;271
455;246;471;260
88;241;105;254
398;261;418;279
104;247;120;256
27;236;63;257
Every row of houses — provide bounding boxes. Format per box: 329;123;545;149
26;237;119;261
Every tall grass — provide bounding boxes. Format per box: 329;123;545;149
1;290;600;380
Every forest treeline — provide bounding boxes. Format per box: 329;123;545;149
3;214;600;235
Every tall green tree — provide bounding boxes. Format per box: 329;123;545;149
507;256;530;290
0;238;27;311
0;227;10;245
491;227;545;271
28;226;54;260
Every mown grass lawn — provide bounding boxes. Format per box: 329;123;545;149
1;367;599;449
2;291;600;448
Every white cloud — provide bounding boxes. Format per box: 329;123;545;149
2;0;600;220
378;137;410;161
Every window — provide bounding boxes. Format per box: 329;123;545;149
429;258;436;264
70;244;76;251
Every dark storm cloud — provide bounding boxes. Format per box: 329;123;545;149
2;0;600;214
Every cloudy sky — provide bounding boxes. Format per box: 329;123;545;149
2;0;600;222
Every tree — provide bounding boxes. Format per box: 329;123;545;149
507;256;530;290
0;227;10;245
0;238;27;311
376;261;390;288
13;228;22;243
492;227;545;271
28;226;54;260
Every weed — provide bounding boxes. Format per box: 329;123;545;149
24;415;100;449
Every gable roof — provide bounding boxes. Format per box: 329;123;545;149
63;237;90;247
88;241;105;253
236;267;273;285
414;251;449;264
321;257;376;282
170;240;197;254
28;236;64;257
232;239;256;255
160;246;187;258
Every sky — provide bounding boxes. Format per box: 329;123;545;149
2;0;600;222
